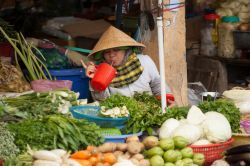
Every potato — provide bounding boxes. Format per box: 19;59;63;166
98;142;117;153
132;154;144;161
142;136;159;149
113;151;124;158
123;151;131;159
126;136;139;143
127;141;142;154
130;158;140;166
139;159;150;166
116;143;128;152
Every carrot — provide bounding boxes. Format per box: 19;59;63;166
87;145;99;156
103;163;112;166
89;156;98;165
71;150;91;160
96;162;104;166
103;153;116;164
96;153;105;163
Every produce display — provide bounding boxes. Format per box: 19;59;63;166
0;89;79;121
100;93;189;134
198;99;241;133
215;0;250;23
143;136;205;166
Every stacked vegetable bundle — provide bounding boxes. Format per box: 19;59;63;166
0;89;79;121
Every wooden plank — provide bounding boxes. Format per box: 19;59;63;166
162;0;188;106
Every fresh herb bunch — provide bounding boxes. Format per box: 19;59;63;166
101;93;189;135
8;115;104;152
7;119;55;152
0;122;20;160
198;99;241;133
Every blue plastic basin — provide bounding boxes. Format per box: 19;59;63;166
47;68;89;99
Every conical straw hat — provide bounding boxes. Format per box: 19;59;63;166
88;26;145;57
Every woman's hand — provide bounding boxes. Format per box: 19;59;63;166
81;60;96;78
167;99;175;108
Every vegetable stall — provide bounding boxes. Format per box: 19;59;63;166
0;87;249;166
0;11;250;166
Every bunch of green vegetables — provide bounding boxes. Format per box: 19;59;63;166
100;93;189;134
198;99;241;133
0;122;20;160
7;114;104;152
0;27;51;81
0;89;79;122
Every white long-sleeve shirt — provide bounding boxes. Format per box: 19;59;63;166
90;54;171;101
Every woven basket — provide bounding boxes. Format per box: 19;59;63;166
190;138;234;166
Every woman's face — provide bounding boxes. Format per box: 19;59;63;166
103;48;126;67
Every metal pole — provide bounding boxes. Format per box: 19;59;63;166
157;16;167;112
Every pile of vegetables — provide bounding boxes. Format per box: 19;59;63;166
216;0;250;23
7;115;104;152
159;105;232;144
142;136;205;166
0;61;31;93
0;89;79;122
198;99;241;133
100;93;189;134
0;27;51;81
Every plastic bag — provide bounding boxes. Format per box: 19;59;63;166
33;40;73;69
31;80;72;92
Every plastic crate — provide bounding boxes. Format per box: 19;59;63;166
47;68;89;99
104;131;143;143
70;105;129;129
189;138;234;166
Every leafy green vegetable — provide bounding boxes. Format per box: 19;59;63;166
198;99;241;133
7;115;104;152
0;122;20;160
0;89;79;122
100;93;189;134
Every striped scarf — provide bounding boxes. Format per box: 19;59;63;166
110;53;143;88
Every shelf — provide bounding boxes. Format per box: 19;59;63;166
198;55;250;67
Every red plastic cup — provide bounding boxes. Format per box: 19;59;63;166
156;93;175;105
91;63;116;91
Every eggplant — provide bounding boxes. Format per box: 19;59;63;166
225;153;250;163
225;144;250;156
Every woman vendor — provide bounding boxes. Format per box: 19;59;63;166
82;26;174;107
